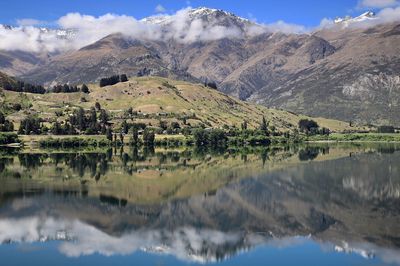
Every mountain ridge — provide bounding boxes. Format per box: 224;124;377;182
1;8;400;125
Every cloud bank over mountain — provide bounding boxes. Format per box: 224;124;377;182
1;5;400;53
1;216;399;264
359;0;399;8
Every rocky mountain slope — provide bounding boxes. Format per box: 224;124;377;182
2;8;400;125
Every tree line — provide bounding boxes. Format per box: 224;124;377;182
3;81;45;94
2;78;91;94
49;84;89;94
18;103;111;135
99;74;128;87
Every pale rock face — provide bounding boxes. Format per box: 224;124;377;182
342;73;400;102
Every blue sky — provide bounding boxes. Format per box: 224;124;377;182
0;0;382;27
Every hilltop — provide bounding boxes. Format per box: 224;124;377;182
0;75;356;132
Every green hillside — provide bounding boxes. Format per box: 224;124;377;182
1;75;363;132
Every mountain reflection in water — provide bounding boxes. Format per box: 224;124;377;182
0;144;399;265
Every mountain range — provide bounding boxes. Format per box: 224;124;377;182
1;7;400;126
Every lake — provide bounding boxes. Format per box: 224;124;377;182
0;144;399;266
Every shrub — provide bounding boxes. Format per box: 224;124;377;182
81;84;90;93
193;129;228;147
143;129;155;146
0;132;19;145
299;119;319;134
18;116;42;135
377;126;395;133
120;74;129;82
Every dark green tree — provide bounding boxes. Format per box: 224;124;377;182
99;109;109;124
121;120;129;134
241;120;248;131
0;119;14;132
51;121;63;135
132;128;139;145
193;129;207;146
89;107;97;125
18;116;42;135
0;112;5;124
119;131;124;144
298;119;319;135
106;127;113;141
260;116;268;131
125;107;133;118
120;74;128;82
81;84;90;93
143;129;155;146
76;107;86;131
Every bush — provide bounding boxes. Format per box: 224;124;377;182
18;116;42;135
81;84;90;93
120;74;129;82
193;129;228;147
377;126;395;133
299;119;319;135
39;137;111;148
0;132;19;145
0;112;14;132
0;120;14;132
154;137;184;147
205;81;218;90
12;103;22;111
143;129;155;146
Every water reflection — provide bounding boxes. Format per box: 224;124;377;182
0;144;399;265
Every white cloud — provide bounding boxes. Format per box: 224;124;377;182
318;18;335;29
317;6;400;30
0;8;303;53
1;6;400;54
0;25;67;53
377;6;400;22
358;0;399;8
264;20;308;34
2;216;400;265
155;4;166;13
57;13;162;50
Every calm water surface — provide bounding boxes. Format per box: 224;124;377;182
0;144;399;266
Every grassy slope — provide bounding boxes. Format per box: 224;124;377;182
0;72;16;87
1;76;364;132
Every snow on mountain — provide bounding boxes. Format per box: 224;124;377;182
334;11;376;26
1;24;76;39
141;7;252;27
334;242;375;259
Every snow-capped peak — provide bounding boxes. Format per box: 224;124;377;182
1;24;75;39
189;6;219;16
334;11;376;25
141;7;251;26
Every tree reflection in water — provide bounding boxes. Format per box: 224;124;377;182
0;144;399;265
